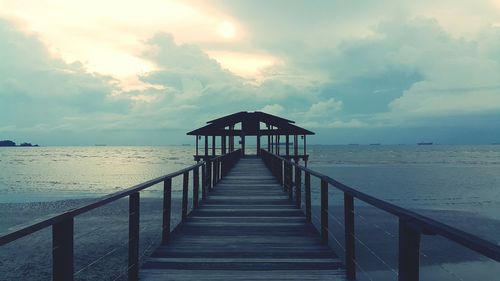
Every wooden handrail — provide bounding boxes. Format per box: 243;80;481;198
260;148;500;280
0;149;241;281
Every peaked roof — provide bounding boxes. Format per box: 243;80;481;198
187;111;315;136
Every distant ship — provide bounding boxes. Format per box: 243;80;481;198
94;144;107;146
417;142;433;145
369;143;381;146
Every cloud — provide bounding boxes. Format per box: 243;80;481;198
0;19;129;133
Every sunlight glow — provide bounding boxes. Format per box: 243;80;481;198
218;21;236;39
206;51;278;80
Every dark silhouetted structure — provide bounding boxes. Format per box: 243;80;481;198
187;111;314;164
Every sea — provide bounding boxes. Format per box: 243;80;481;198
2;145;499;217
1;144;500;280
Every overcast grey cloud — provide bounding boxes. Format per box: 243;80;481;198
1;1;500;145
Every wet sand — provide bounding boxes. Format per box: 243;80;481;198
1;200;500;280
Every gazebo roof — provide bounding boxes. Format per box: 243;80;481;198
187;111;315;136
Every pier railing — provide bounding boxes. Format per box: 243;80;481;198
0;149;241;281
261;148;500;281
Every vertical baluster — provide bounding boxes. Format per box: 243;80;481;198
398;219;421;281
53;217;74;281
305;172;311;223
321;179;328;244
207;160;212;191
182;172;189;221
288;163;293;200
202;163;207;200
193;167;199;209
162;178;172;244
281;160;284;186
212;160;217;188
295;166;301;208
128;192;140;281
344;194;356;280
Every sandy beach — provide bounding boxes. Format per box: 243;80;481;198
1;199;500;280
0;196;184;281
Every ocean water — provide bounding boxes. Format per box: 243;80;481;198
1;144;500;280
1;144;499;218
308;145;500;220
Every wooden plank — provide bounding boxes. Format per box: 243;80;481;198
140;157;345;280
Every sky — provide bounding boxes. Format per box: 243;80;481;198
1;0;500;145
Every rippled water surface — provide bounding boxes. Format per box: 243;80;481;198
1;145;499;219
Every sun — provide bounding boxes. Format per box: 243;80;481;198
217;21;236;39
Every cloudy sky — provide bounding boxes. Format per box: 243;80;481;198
1;0;500;145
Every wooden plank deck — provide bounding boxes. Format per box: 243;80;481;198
140;157;346;280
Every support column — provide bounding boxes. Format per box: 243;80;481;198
277;135;280;155
267;124;271;151
212;135;216;156
241;131;245;156
294;135;298;162
286;135;290;157
195;136;199;157
204;135;208;157
257;133;261;155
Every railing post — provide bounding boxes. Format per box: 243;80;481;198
321;179;328;244
344;194;356;280
53;217;74;281
193;167;200;209
202;163;207;200
399;219;421;281
128;192;140;281
212;160;217;189
182;172;189;221
279;159;284;186
207;160;212;191
283;161;288;192
295;166;301;208
162;178;172;244
305;172;311;223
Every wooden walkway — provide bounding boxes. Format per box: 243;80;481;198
140;157;345;280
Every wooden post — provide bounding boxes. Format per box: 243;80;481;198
53;218;74;281
204;135;208;156
128;192;140;281
202;163;207;200
286;135;290;157
207;160;212;191
257;134;261;155
344;194;356;280
303;135;306;157
212;159;218;187
283;161;289;192
294;135;298;160
267;124;271;151
279;159;283;186
196;136;199;156
193;167;199;209
241;133;245;156
295;166;301;208
305;172;311;222
288;163;293;200
321;179;328;244
212;135;216;156
277;135;280;155
182;172;189;221
222;134;226;155
275;134;279;154
398;219;421;281
162;178;172;244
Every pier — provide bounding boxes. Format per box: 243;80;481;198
1;111;500;281
140;156;344;280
